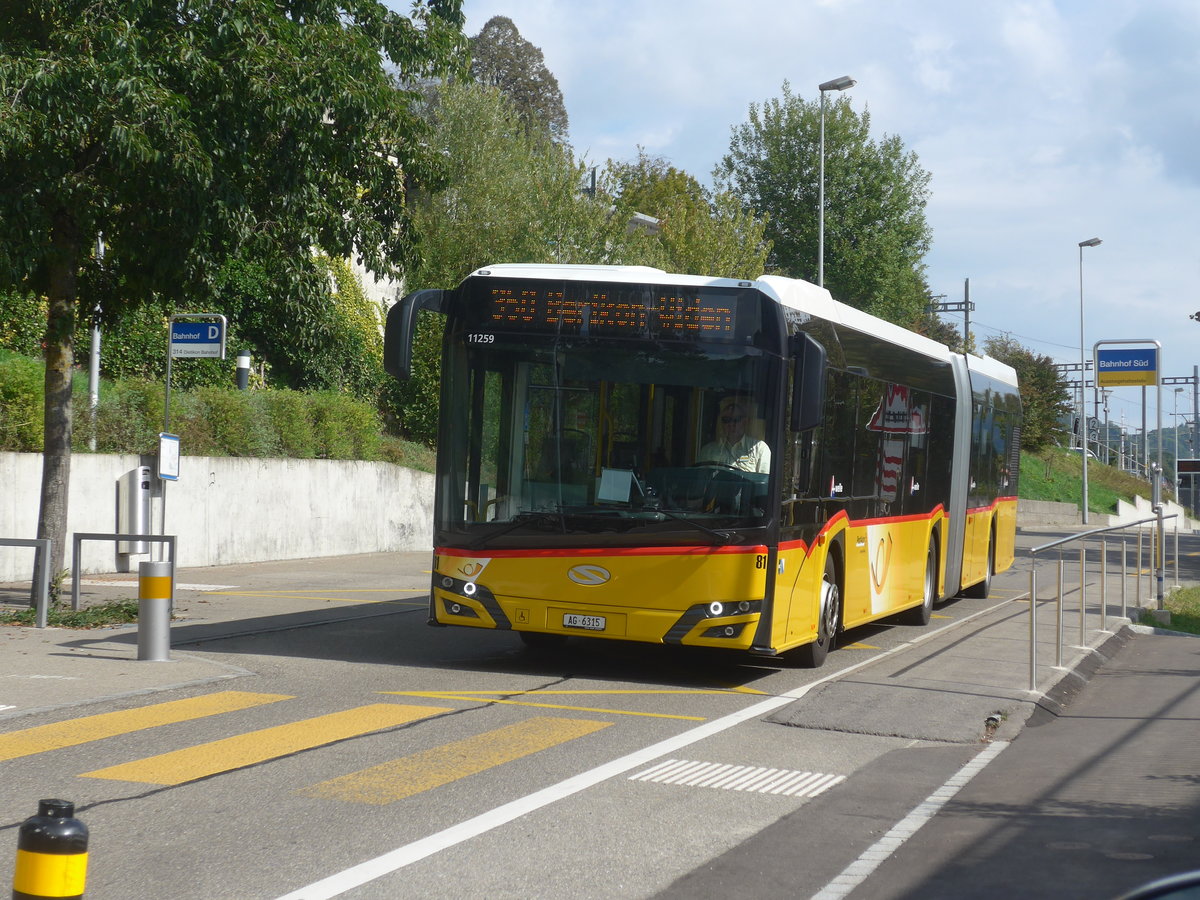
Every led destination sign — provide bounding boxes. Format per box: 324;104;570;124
475;282;748;340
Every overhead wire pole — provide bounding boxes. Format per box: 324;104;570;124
1078;238;1102;524
928;278;974;351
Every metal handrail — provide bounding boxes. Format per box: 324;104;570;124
70;532;176;611
0;537;52;628
1027;513;1178;691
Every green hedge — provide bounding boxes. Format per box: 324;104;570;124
0;352;45;451
0;353;389;461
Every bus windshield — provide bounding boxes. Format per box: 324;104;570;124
438;335;780;547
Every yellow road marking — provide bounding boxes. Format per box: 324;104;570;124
81;704;449;785
931;613;952;619
298;717;611;805
381;688;754;721
0;691;291;762
206;590;426;595
843;642;881;650
204;590;426;604
404;696;703;720
388;696;748;700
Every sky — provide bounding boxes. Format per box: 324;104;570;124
455;0;1200;442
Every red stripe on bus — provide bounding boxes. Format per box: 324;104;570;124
436;544;768;559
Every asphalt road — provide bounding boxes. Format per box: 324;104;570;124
0;528;1192;899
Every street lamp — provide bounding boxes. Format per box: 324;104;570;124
818;75;856;288
1078;237;1101;524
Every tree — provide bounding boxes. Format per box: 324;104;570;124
911;311;974;355
469;16;569;142
983;335;1071;452
604;150;771;280
399;81;623;440
0;0;467;577
716;81;932;323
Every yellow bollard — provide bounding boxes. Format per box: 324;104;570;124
13;799;88;899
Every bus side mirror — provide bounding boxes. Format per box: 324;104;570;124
790;333;827;432
383;289;447;380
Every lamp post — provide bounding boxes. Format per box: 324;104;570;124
818;75;856;288
1078;237;1101;523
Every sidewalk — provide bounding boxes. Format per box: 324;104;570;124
844;624;1200;900
1;551;434;717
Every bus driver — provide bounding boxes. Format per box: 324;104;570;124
698;395;770;473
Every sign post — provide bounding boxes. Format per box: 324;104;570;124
165;314;226;432
160;315;225;559
1095;339;1164;609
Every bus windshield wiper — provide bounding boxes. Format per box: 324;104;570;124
561;502;737;544
646;505;737;545
468;512;565;549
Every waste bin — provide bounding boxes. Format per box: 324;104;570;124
117;466;151;554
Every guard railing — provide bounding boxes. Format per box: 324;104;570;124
0;537;52;628
1027;513;1179;691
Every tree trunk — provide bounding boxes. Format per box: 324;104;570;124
36;213;80;585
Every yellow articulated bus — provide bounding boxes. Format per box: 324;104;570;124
384;264;1021;666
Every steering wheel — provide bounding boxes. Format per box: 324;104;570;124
692;461;738;470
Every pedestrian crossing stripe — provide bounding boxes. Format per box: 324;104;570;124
629;758;845;797
298;717;612;805
81;704;451;785
0;691;292;762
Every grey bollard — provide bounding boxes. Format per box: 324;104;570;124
137;560;173;661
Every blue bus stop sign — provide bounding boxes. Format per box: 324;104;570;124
170;321;225;359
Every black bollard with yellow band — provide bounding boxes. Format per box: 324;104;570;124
12;799;88;899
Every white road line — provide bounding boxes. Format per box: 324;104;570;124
275;600;1011;900
628;758;845;798
809;740;1011;900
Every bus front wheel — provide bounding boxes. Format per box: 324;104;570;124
796;557;841;668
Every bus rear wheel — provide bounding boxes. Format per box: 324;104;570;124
796;557;840;668
962;534;995;599
901;542;937;626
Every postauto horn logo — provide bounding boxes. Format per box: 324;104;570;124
567;565;611;586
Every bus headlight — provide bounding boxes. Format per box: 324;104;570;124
708;601;724;617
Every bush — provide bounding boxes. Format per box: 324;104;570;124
309;391;383;460
0;352;394;462
380;436;437;473
0;352;45;451
0;290;46;357
178;386;276;457
86;378;162;454
261;390;316;458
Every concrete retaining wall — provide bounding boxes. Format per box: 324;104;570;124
1017;499;1080;527
0;451;434;581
